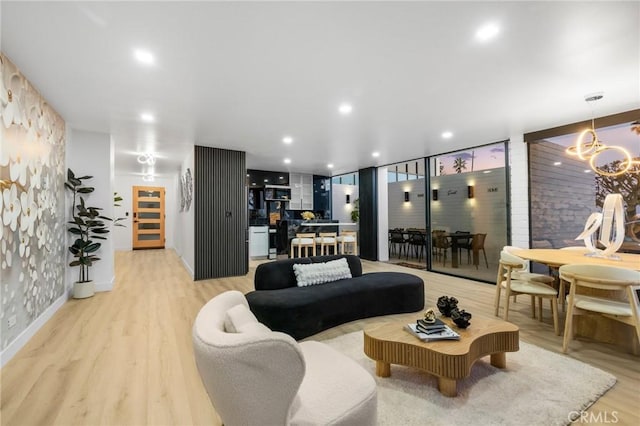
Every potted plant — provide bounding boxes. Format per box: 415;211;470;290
65;169;111;298
350;198;360;223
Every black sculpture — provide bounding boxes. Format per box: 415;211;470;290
436;296;458;317
450;308;472;329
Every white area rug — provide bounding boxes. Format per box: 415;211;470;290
322;332;616;426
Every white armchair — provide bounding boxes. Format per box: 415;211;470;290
192;290;377;426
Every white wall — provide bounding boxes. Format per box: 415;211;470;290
331;183;358;224
66;129;114;292
175;149;195;278
377;167;389;261
387;178;427;229
113;175;179;251
509;136;530;248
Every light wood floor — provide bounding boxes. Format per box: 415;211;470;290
1;249;639;425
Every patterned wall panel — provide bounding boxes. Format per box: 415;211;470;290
0;53;66;350
194;146;247;280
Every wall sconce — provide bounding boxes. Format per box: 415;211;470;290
346;194;351;204
432;189;438;201
404;191;410;202
467;185;475;199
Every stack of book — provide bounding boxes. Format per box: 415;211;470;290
405;318;460;341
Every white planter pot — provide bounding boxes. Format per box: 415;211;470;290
73;281;95;299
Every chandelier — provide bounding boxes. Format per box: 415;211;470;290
565;93;639;176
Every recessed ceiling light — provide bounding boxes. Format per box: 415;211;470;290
282;136;293;144
441;131;453;139
372;152;380;158
554;161;562;166
338;103;353;115
584;169;592;173
140;113;155;123
284;158;291;164
327;163;334;169
279;176;284;179
475;23;500;42
134;49;155;65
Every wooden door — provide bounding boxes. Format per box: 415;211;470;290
132;186;165;249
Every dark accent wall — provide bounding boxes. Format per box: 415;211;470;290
358;167;378;260
194;146;248;280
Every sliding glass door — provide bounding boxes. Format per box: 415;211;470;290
428;142;509;282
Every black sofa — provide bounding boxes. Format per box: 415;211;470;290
245;255;425;340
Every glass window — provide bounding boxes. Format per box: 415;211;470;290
429;142;508;282
528;121;639;254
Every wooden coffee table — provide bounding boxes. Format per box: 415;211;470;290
363;317;519;397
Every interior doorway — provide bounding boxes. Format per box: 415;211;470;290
132;186;165;249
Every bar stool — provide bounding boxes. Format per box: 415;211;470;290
337;231;357;255
315;232;338;255
290;233;316;258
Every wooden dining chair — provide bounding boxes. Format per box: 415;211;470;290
495;250;559;335
432;231;451;266
559;264;640;353
290;233;316;258
469;233;488;269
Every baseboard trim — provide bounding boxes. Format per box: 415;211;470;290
0;292;68;368
95;275;115;292
181;256;194;279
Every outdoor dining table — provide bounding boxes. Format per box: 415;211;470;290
444;233;475;268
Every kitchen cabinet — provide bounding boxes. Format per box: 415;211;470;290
249;226;269;258
289;173;314;210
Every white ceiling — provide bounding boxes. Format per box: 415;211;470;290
2;1;638;179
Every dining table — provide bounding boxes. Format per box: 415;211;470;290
509;248;640;271
510;247;640;352
444;233;475;268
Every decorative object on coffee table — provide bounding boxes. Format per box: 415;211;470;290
450;309;472;329
437;296;458;317
423;308;437;323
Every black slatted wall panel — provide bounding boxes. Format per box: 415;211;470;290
194;146;248;280
358;167;378;260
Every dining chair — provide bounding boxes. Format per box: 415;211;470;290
469;233;489;269
406;230;427;262
315;232;338;256
494;250;559;335
432;231;451;266
389;229;407;258
502;246;556;305
290;233;316;258
559;264;640;353
337;230;358;255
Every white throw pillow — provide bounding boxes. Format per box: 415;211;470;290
293;258;352;287
224;303;259;333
